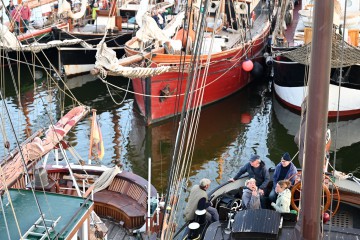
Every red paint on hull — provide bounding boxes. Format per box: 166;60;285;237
17;23;68;41
131;27;270;125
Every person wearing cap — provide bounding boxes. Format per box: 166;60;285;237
229;154;270;193
184;178;219;223
269;152;297;204
228;154;270;208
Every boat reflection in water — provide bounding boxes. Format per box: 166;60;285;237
129;82;276;199
273;96;360;151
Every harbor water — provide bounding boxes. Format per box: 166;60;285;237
1;66;360;228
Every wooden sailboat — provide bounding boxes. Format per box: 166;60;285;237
0;50;162;239
0;106;96;239
1;107;164;238
270;0;360;118
53;0;173;77
52;0;133;77
92;0;274;125
0;0;74;67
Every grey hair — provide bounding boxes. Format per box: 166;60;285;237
245;178;256;186
199;178;211;187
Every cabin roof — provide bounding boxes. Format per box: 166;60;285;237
0;189;93;239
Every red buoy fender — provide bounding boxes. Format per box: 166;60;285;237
242;60;254;72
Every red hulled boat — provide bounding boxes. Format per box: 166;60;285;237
93;0;274;125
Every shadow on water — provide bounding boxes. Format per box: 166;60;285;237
133;80;277;193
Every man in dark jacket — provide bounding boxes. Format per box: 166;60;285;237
6;0;15;19
269;152;297;203
229;154;270;207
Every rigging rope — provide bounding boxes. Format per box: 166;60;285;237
0;89;53;239
164;0;224;237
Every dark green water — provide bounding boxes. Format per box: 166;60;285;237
1;67;360;198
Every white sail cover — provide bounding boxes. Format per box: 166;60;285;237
135;0;151;28
163;11;185;38
0;24;92;52
94;42;171;78
136;11;185;43
58;0;88;20
136;12;169;42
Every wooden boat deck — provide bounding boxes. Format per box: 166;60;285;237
101;218;158;240
101;219;135;240
203;4;271;49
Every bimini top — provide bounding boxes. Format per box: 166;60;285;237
0;189;93;239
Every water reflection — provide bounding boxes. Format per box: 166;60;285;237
273;96;360;150
272;96;360;177
1;69;359;197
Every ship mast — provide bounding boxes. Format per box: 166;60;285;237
296;0;333;239
272;0;289;45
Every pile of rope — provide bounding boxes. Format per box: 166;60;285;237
274;33;360;68
94;42;171;78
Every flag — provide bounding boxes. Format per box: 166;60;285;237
90;111;104;160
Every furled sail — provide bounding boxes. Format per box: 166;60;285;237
0;24;92;52
94;42;171;78
136;11;185;43
93;11;184;78
58;0;88;20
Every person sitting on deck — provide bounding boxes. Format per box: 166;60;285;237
271;180;292;213
269;152;297;204
184;178;219;223
242;178;261;209
228;154;270;208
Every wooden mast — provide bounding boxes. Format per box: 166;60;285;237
272;0;288;45
295;0;334;239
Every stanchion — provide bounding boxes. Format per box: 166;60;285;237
187;222;200;240
195;209;207;225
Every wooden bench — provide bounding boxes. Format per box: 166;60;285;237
93;172;155;230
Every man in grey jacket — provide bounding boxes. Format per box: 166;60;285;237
184;178;219;223
242;178;261;209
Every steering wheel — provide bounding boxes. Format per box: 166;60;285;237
290;173;340;216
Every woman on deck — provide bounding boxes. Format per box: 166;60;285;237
271;180;292;213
